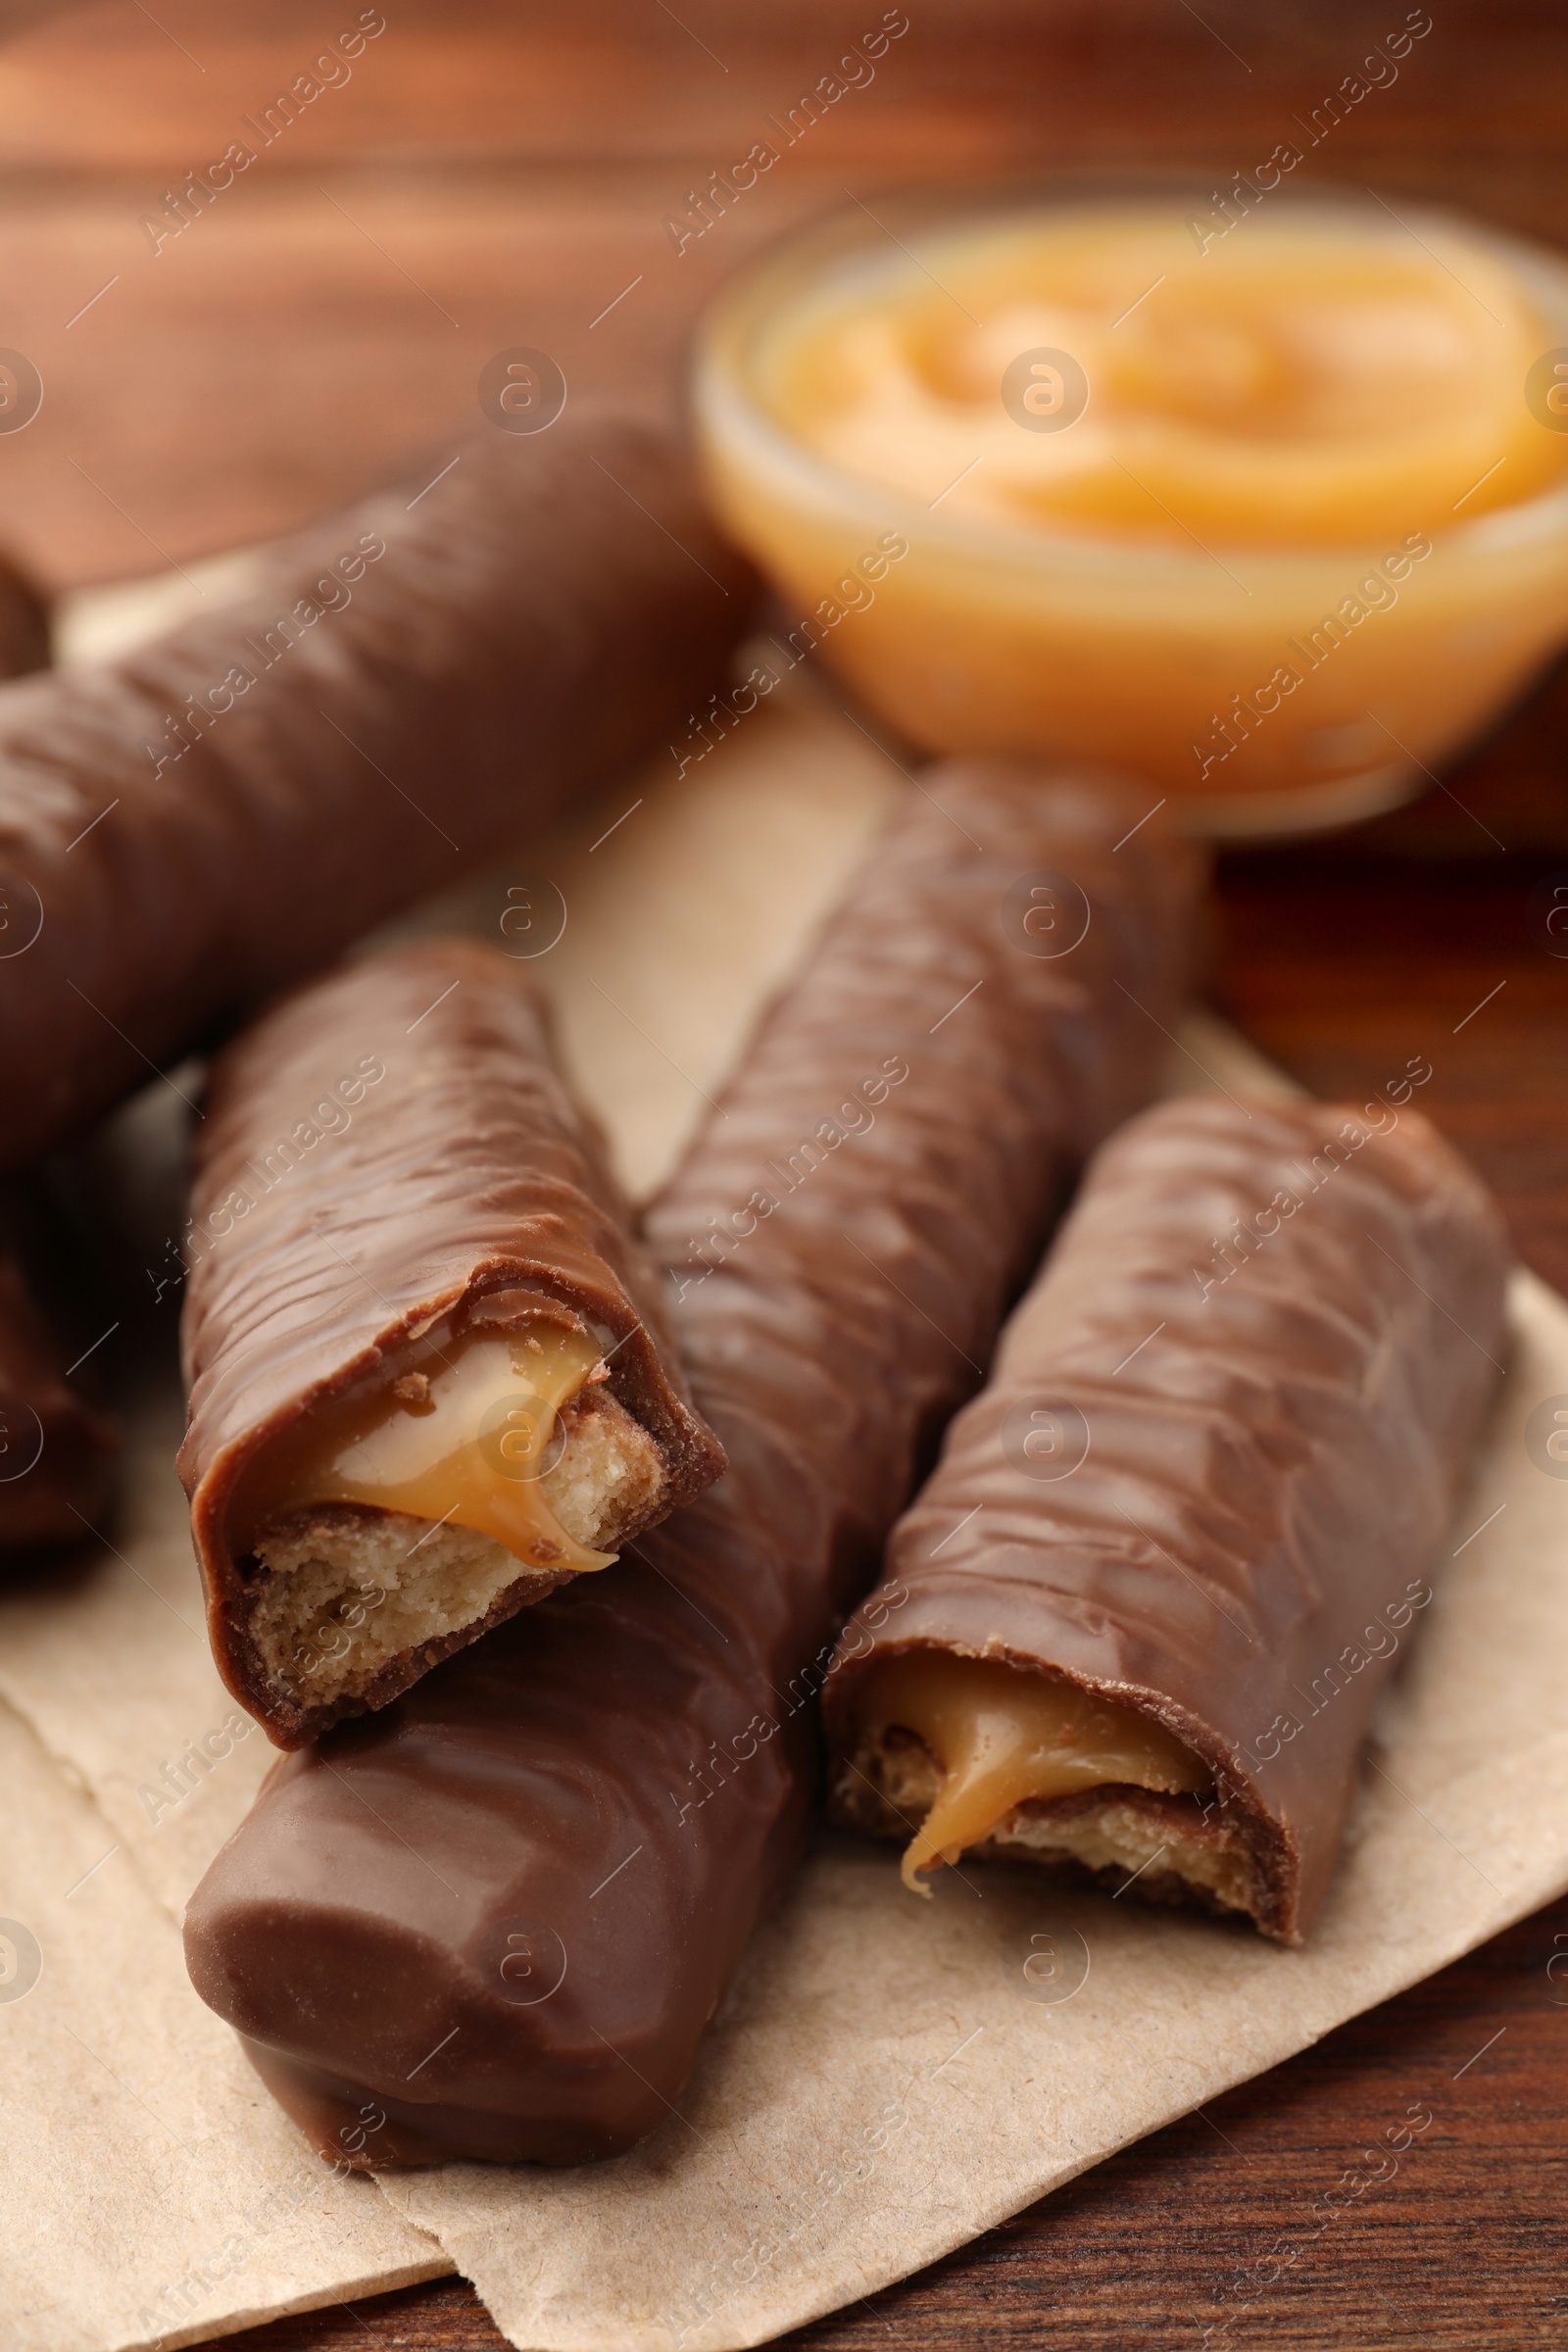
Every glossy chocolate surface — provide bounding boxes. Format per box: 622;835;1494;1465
183;761;1200;2165
178;937;725;1746
826;1095;1511;1942
0;414;753;1167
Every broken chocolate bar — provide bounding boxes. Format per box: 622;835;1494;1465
178;937;725;1747
825;1094;1511;1943
0;413;754;1168
184;760;1201;2163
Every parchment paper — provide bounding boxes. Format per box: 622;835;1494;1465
0;1690;446;2352
0;574;1562;2351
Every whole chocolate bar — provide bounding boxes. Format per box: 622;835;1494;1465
184;760;1201;2164
0;1189;118;1556
0;414;754;1167
825;1094;1510;1943
179;937;725;1748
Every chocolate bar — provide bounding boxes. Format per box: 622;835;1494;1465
178;937;725;1747
183;760;1201;2164
0;549;111;1552
826;1095;1510;1943
0;1189;118;1556
0;414;754;1168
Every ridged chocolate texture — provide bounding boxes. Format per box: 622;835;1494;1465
178;937;726;1745
183;760;1202;2165
825;1096;1511;1943
0;1199;118;1555
0;413;755;1168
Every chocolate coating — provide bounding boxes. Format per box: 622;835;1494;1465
178;937;725;1747
184;760;1201;2165
825;1095;1511;1942
0;543;108;1553
0;414;754;1168
0;1187;118;1556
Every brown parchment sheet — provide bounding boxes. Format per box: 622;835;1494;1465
0;1691;447;2352
0;575;1562;2352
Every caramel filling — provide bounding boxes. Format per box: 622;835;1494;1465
768;207;1568;545
246;1324;615;1577
857;1651;1210;1894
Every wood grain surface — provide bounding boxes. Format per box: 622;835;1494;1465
10;3;1565;2344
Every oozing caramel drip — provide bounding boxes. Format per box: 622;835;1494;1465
858;1650;1209;1894
240;1324;615;1575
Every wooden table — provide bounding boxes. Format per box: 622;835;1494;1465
9;4;1565;2343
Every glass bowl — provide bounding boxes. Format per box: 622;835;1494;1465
694;180;1568;837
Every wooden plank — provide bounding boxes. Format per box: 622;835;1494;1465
5;1;1568;585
